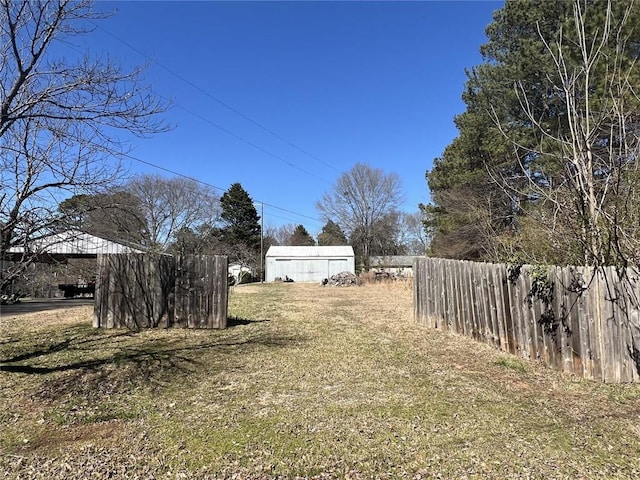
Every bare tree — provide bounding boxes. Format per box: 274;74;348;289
397;211;430;256
317;163;404;269
267;223;315;246
270;224;297;246
124;174;219;251
0;0;167;290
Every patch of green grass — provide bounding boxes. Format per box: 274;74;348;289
602;383;640;404
494;355;527;372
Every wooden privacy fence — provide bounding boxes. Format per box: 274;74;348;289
94;254;228;329
414;257;640;383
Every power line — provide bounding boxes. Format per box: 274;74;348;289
172;103;330;184
91;20;342;173
62;39;331;185
263;209;325;228
72;21;330;227
53;67;326;228
119;151;324;226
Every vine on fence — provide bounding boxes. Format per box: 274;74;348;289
567;268;588;295
507;262;566;338
506;262;521;285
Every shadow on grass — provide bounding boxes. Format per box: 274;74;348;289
0;327;133;364
226;316;270;327
0;332;304;375
0;322;307;399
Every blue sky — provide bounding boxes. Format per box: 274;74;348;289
76;0;503;234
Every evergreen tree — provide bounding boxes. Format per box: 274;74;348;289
169;224;221;256
317;220;348;246
218;183;261;258
426;0;571;262
290;225;315;246
58;192;147;245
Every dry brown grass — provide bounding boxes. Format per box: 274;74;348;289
1;282;640;479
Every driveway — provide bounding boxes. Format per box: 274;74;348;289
0;298;94;317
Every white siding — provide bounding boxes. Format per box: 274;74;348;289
328;259;348;277
265;246;355;283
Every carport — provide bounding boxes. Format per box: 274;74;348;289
2;229;144;299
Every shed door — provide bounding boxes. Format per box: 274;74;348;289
328;259;348;277
274;259;292;280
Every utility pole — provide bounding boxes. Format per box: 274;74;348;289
260;202;264;283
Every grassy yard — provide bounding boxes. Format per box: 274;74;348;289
1;282;640;479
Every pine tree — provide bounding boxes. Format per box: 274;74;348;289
317;220;348;246
219;183;261;256
290;225;315;246
427;0;571;262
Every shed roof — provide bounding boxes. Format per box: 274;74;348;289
8;229;145;256
266;245;354;258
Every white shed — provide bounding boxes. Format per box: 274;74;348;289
265;246;355;283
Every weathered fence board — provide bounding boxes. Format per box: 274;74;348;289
458;262;468;336
174;255;228;329
414;257;640;383
94;254;228;329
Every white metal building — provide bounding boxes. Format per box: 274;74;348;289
7;229;144;258
265;246;355;283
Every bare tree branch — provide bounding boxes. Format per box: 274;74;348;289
317;163;404;269
0;0;168;291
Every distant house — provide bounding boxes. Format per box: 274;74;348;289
228;262;253;283
265;246;355;283
369;256;419;277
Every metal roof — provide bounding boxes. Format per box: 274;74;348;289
8;229;145;256
266;245;354;258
